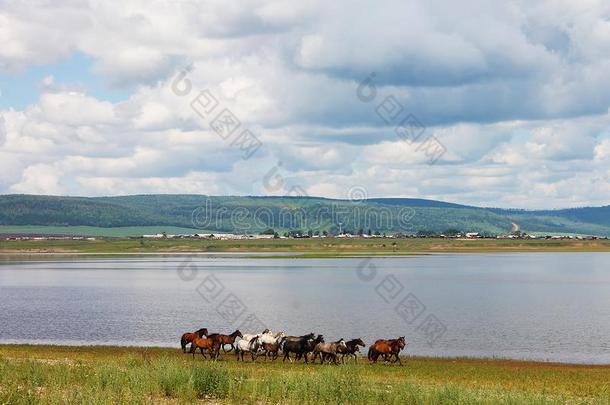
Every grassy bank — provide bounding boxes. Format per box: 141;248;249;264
0;225;212;238
0;345;608;404
2;237;610;256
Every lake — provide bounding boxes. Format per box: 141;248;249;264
0;253;608;364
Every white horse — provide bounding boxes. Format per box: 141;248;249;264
260;331;285;345
235;335;261;361
241;328;270;343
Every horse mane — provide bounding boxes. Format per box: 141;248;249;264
195;328;208;337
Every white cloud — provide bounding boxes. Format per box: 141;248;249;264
1;0;610;208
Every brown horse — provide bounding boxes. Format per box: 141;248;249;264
206;330;243;357
262;341;281;360
190;336;217;359
180;327;209;353
367;336;407;364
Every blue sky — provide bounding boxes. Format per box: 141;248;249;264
1;0;609;208
0;52;128;109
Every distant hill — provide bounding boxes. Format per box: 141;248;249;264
0;194;609;236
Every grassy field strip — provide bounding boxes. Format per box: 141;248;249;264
2;237;610;255
0;345;608;404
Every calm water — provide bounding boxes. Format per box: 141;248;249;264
0;253;609;364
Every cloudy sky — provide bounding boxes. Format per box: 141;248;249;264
1;0;610;208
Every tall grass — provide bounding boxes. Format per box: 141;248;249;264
0;349;607;404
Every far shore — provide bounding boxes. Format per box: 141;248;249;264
2;237;610;257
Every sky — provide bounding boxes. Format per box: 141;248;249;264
1;0;610;208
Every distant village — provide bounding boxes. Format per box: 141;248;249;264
134;230;608;241
6;230;607;241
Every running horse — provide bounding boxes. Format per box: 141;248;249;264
180;327;209;353
260;331;286;361
190;335;216;359
281;333;323;363
337;338;366;363
367;336;407;364
312;338;347;364
206;330;243;357
235;335;261;362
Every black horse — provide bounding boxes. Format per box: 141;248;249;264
281;333;323;363
336;338;366;363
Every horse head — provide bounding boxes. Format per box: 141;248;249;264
314;334;324;344
355;338;366;347
337;338;347;350
262;328;271;334
233;330;243;338
274;331;285;339
397;336;406;349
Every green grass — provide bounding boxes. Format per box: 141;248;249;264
0;225;212;237
0;345;608;404
1;236;610;256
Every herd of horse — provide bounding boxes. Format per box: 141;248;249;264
180;328;407;364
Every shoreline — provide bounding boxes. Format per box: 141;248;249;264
1;343;607;367
2;237;610;256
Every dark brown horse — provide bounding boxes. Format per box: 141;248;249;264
337;338;366;363
281;334;323;363
262;342;281;360
190;336;216;359
368;336;406;364
206;330;243;356
180;327;209;353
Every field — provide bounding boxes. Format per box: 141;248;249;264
0;345;608;404
0;225;211;237
1;236;610;256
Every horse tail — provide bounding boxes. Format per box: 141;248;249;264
367;346;373;360
180;335;187;352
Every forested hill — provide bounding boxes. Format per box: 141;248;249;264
0;194;609;236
